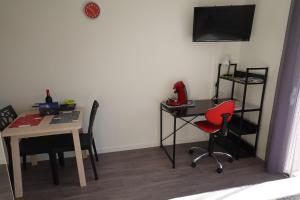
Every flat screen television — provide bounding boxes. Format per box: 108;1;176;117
193;5;256;42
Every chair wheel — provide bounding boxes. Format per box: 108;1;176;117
228;157;234;163
216;168;223;173
191;162;197;168
188;149;194;155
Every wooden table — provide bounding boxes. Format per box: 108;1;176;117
1;108;86;198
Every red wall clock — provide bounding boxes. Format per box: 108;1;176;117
85;2;100;19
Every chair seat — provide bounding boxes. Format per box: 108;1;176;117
194;121;221;134
20;133;90;154
51;133;90;152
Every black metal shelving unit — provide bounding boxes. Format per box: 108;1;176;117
214;63;268;159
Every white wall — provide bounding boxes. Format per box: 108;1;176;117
238;0;291;159
0;0;291;163
0;0;243;162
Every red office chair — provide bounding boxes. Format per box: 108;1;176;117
189;100;235;173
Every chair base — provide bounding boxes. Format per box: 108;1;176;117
189;146;233;173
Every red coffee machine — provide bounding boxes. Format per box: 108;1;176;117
166;81;188;106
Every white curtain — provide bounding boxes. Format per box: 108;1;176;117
284;84;300;176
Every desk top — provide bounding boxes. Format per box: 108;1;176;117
161;99;258;118
161;99;217;118
1;107;83;138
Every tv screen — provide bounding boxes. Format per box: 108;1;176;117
193;5;255;42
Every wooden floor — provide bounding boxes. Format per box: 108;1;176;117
0;165;14;200
4;142;285;200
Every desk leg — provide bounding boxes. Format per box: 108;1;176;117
11;137;23;198
72;129;87;187
172;117;177;169
160;104;163;148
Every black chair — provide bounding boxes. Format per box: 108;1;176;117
0;105;62;185
51;100;100;181
0;105;18;191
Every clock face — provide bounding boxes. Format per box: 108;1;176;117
85;2;100;19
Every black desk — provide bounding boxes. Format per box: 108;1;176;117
160;99;243;168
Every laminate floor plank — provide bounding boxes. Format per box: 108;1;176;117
1;142;284;200
0;165;14;200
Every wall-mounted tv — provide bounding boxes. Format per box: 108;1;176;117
193;5;256;42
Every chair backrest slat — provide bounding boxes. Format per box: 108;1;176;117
0;105;18;132
87;100;99;144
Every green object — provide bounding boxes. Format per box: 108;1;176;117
63;99;75;105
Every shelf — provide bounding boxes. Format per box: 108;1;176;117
216;65;268;158
228;115;258;135
220;70;266;85
213;99;260;112
234;100;261;112
220;75;265;85
215;133;255;159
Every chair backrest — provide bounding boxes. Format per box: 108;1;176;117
205;100;235;126
87;100;99;144
0;105;18;173
0;105;18;132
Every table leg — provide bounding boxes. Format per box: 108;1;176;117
72;129;87;187
11;137;23;198
172;116;177;169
